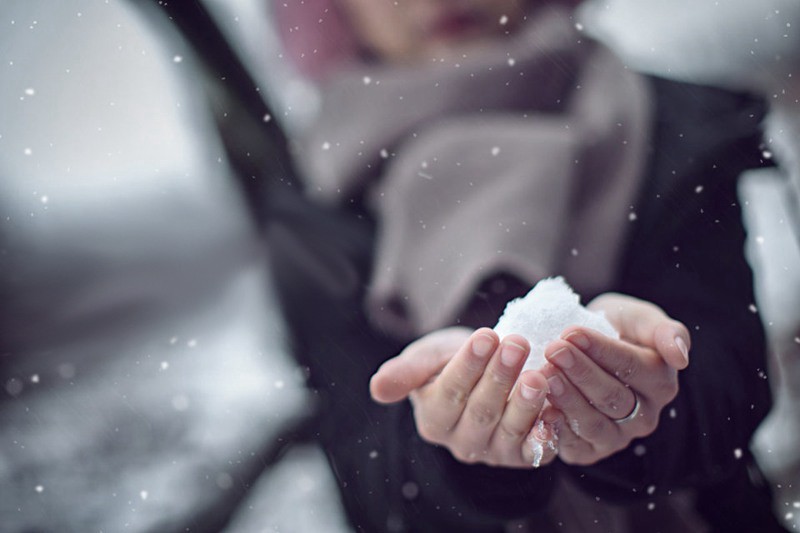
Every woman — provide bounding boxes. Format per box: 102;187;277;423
270;1;780;530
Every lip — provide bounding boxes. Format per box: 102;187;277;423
428;9;486;41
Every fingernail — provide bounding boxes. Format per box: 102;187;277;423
563;332;590;351
675;336;689;365
546;375;565;397
548;347;575;369
500;341;526;367
472;334;495;358
520;383;545;401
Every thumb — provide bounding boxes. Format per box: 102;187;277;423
590;293;691;370
369;327;473;404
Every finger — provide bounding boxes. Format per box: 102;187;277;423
449;335;529;458
413;328;499;438
489;370;548;465
544;340;636;420
558;327;674;396
654;321;691;370
588;294;691;370
539;365;623;452
370;327;476;404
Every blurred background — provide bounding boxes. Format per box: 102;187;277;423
1;0;798;531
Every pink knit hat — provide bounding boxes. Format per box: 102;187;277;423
271;0;359;81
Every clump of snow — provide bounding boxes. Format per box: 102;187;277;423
493;277;618;372
531;441;544;468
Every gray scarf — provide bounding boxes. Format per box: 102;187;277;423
299;7;652;337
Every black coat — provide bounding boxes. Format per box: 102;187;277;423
273;77;782;532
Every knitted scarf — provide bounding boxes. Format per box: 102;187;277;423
298;6;652;337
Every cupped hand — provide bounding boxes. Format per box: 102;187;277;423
537;293;691;465
370;327;557;468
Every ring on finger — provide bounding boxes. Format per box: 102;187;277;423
612;391;641;424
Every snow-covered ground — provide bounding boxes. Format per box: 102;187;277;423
0;1;327;530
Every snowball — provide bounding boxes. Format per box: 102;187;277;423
493;277;618;372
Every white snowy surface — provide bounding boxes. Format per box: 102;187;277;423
0;0;315;531
494;277;618;372
224;445;352;533
741;171;800;533
582;0;800;93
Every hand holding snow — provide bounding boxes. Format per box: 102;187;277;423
494;277;618;372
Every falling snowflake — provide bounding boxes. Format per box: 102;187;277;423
402;482;419;500
5;378;23;396
216;472;234;490
172;395;190;411
57;363;76;379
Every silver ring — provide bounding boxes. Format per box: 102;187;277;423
613;392;641;424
